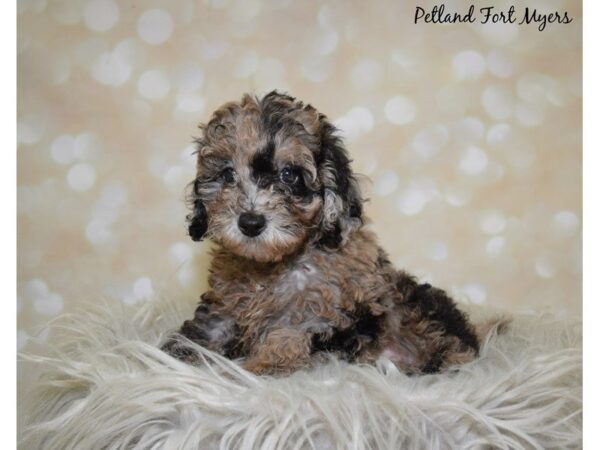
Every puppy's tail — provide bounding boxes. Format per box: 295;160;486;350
475;316;511;347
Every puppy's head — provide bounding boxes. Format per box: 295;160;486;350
187;91;363;262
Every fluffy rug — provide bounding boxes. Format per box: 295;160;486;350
19;293;582;450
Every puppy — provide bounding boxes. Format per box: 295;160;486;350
163;91;481;375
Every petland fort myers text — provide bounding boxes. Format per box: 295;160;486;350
414;4;573;31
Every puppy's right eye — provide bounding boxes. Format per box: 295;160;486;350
280;167;300;185
219;167;236;184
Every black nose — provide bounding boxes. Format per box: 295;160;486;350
238;212;266;237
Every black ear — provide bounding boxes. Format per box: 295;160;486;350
186;178;208;241
317;119;363;248
187;200;208;241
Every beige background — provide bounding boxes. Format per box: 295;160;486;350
17;0;581;357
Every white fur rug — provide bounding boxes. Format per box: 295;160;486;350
19;294;582;450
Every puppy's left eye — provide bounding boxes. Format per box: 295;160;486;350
280;167;300;185
219;167;236;184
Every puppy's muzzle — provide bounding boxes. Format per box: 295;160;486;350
238;212;266;237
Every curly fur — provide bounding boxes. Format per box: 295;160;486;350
167;91;482;375
19;293;582;450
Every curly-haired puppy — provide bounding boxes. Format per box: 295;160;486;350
163;91;482;376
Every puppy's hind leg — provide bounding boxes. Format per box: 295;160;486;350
381;281;481;374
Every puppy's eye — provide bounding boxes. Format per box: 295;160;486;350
280;167;300;185
219;167;236;184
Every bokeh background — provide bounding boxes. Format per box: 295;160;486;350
18;0;581;359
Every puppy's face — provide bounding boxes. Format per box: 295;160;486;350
187;92;363;262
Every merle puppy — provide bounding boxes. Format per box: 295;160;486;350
163;91;482;375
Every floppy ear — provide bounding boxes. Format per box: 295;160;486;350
187;200;208;241
316;118;364;248
187;179;208;241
